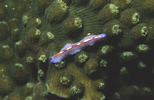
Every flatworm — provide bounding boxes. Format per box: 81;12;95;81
49;33;107;63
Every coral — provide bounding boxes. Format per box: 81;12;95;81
0;45;13;60
54;61;66;68
132;0;154;13
70;80;84;96
100;45;113;56
129;23;148;42
113;85;154;100
15;40;27;55
71;0;88;5
0;4;8;19
44;0;68;22
119;8;140;27
84;58;99;75
137;61;147;70
1;0;154;100
35;0;51;15
0;21;9;40
47;63;105;99
94;79;105;90
25;96;33;100
120;51;138;62
63;16;82;33
0;76;13;94
26;27;41;43
12;28;20;41
99;59;108;68
59;72;74;85
89;0;109;10
33;82;48;98
26;18;42;29
4;92;24;100
9;18;19;29
103;20;122;36
38;55;47;63
39;32;54;45
111;0;132;9
98;3;119;23
11;63;29;83
26;56;34;63
22;11;34;25
23;82;35;95
0;64;7;77
120;23;148;48
136;44;150;54
74;51;88;64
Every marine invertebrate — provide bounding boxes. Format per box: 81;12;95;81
33;82;48;99
100;45;114;56
59;72;74;85
49;33;106;63
70;80;84;96
74;51;88;64
11;63;29;83
38;54;47;63
4;92;24;100
0;64;7;77
103;20;122;37
89;0;109;10
0;21;9;40
26;56;34;63
129;23;148;42
99;59;108;67
0;76;13;94
12;28;20;41
119;8;140;27
39;31;54;45
71;0;88;5
132;0;154;13
44;0;68;22
22;11;34;25
120;23;148;48
47;63;106;99
23;82;34;95
84;58;99;75
9;18;19;29
1;0;154;99
26;18;42;29
0;45;13;60
111;0;132;9
15;40;27;55
55;61;66;68
62;16;82;33
136;44;150;54
98;3;119;23
94;79;105;90
35;0;51;15
26;27;41;43
145;28;154;44
120;51;138;62
0;4;8;19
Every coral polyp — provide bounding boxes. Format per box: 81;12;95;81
45;0;68;22
120;8;140;27
63;16;83;33
98;3;119;23
1;0;154;100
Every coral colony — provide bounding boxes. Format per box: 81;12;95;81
49;33;106;63
1;0;154;100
